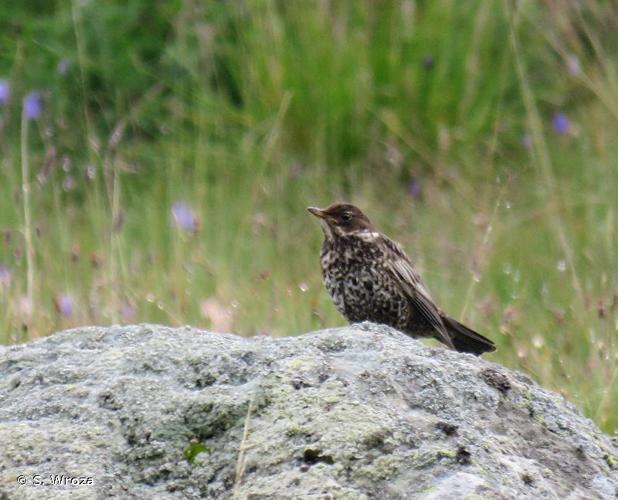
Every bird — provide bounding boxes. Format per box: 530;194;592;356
307;203;495;355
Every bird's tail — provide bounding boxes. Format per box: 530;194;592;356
443;316;495;355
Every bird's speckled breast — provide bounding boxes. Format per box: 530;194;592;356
320;233;409;329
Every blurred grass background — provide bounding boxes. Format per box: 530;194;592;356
0;0;616;433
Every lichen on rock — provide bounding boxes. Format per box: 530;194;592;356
0;323;616;499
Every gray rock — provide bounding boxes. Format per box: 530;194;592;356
0;323;616;499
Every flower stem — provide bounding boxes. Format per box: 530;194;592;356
20;111;35;317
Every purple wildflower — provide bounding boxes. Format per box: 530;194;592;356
0;80;9;106
57;59;71;75
421;55;435;70
120;301;136;322
520;133;532;150
0;264;11;287
55;293;73;317
407;178;422;199
171;201;199;233
552;112;570;135
566;54;581;76
23;91;42;120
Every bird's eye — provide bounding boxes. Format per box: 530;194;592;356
341;212;352;222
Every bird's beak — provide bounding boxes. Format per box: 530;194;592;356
307;207;327;219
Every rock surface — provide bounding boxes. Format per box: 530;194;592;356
0;323;616;499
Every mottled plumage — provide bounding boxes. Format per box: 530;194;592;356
307;203;495;355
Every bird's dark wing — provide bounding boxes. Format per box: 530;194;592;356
381;236;455;349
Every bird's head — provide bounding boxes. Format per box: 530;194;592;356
307;203;374;238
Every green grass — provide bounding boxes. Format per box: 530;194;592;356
0;0;616;433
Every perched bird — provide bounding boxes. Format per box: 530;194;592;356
307;203;495;355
